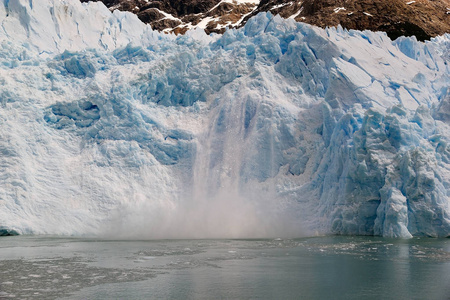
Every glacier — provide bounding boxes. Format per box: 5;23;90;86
0;0;449;238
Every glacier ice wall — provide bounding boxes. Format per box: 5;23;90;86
0;0;449;238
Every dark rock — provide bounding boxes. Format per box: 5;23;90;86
137;8;166;24
0;228;19;236
80;0;450;41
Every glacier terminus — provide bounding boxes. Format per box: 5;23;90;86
0;0;449;238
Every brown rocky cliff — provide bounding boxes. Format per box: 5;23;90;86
81;0;450;40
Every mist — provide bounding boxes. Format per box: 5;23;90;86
100;182;309;240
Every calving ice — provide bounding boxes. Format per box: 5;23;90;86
0;0;449;238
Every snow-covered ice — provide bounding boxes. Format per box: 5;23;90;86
0;0;449;238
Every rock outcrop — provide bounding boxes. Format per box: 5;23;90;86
81;0;449;40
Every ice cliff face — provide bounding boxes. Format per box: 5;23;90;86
0;0;449;238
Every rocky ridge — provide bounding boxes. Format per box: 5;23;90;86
80;0;449;40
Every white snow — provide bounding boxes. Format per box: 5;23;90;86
289;7;303;19
0;1;449;239
195;16;215;29
208;0;259;14
153;8;181;22
231;0;260;4
333;7;346;13
202;0;260;29
271;3;291;10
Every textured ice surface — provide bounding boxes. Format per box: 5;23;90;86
0;0;449;238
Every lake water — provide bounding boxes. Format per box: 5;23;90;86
0;236;449;299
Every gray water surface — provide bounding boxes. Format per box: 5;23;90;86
1;236;449;299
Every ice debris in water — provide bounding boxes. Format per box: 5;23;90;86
0;0;449;238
